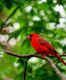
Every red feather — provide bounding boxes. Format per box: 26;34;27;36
27;33;66;65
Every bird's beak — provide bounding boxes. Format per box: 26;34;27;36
27;36;31;39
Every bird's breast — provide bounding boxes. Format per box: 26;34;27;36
31;38;49;55
31;40;40;51
31;39;44;54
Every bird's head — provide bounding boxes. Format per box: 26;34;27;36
27;33;40;40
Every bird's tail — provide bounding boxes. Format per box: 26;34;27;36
55;54;66;65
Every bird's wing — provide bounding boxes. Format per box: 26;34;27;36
36;37;55;50
36;37;58;56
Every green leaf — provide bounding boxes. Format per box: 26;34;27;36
8;28;22;41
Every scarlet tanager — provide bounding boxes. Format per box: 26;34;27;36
27;33;66;65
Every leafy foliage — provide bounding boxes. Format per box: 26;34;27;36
0;0;66;80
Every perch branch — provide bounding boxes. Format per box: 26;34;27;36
2;49;66;80
47;59;65;80
3;49;66;58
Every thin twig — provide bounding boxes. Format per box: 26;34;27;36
0;6;20;31
18;58;28;80
4;6;20;23
24;61;27;80
47;59;65;80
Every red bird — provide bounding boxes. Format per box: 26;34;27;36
27;33;66;65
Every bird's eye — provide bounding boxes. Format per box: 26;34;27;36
30;34;32;37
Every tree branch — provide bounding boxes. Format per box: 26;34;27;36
24;60;27;80
47;59;65;80
2;49;66;80
4;6;20;23
18;58;28;80
3;49;66;58
0;6;20;31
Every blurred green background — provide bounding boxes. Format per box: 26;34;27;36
0;0;66;80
